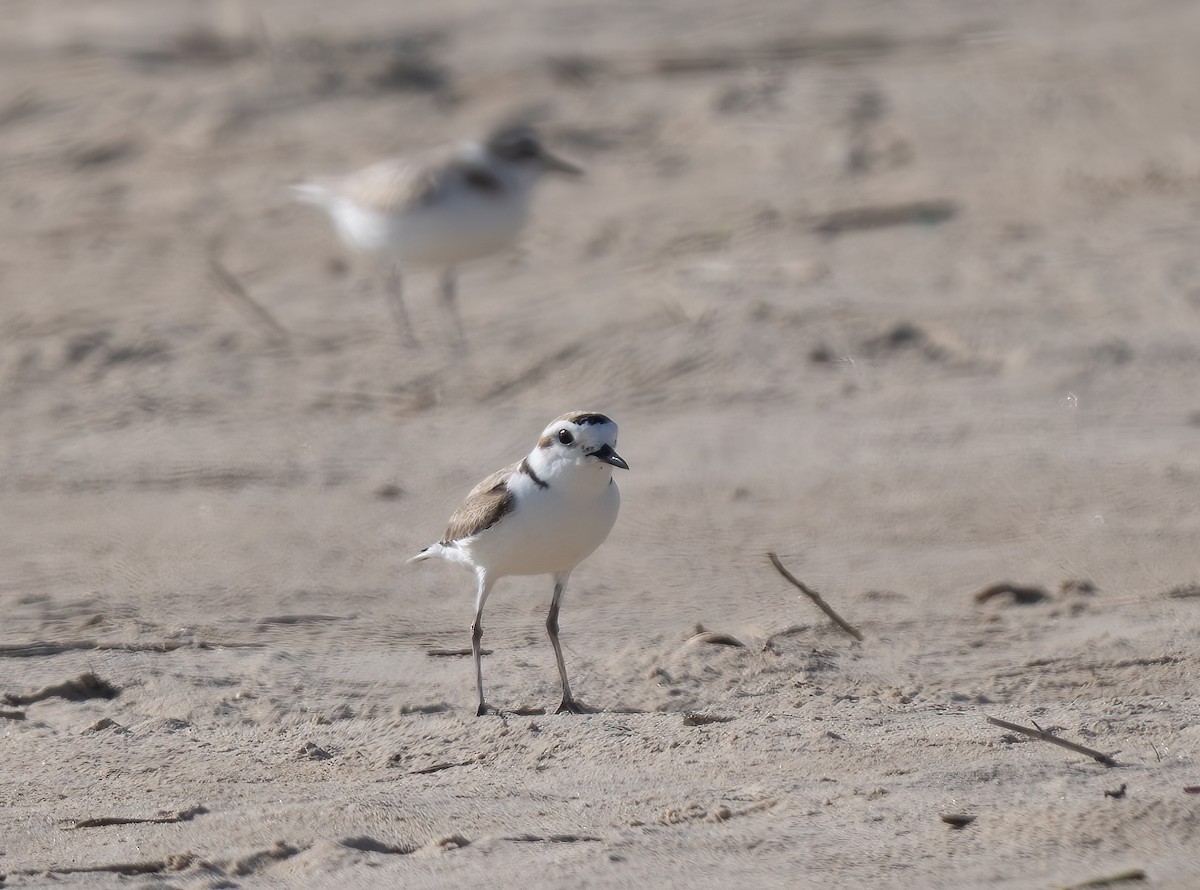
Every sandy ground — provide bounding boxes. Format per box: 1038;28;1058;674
3;0;1200;886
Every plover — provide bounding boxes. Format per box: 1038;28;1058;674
410;411;628;715
292;125;582;346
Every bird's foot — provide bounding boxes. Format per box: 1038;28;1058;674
555;697;590;715
476;701;500;717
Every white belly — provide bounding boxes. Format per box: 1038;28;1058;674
332;193;528;267
464;481;620;578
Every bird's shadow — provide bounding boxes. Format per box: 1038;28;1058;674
494;702;647;717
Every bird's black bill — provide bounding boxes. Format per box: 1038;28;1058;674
591;444;629;469
541;151;584;176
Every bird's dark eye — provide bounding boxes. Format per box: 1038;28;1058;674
557;429;574;445
500;136;538;160
512;137;538;158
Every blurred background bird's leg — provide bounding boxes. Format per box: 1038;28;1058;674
439;266;467;350
384;264;418;348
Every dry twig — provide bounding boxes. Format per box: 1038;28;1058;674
0;639;264;658
766;553;864;641
207;254;289;344
410;759;476;775
505;833;602;843
812;200;958;236
545;29;965;83
11;854;195;877
761;624;809;652
1060;869;1146;889
62;806;208;830
986;715;1118;767
1165;583;1200;599
682;712;734;726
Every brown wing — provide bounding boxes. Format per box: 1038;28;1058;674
337;150;453;214
441;462;518;544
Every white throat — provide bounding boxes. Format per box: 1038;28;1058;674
492;160;543;197
525;447;613;497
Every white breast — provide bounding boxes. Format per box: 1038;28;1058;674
330;186;531;267
402;190;530;265
463;479;620;578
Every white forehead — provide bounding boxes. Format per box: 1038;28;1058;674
456;140;490;163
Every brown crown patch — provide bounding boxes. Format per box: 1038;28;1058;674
554;411;613;427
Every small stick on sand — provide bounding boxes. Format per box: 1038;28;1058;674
410;759;476;775
986;715;1118;767
207;253;290;344
761;624;809;652
11;854;196;877
0;641;103;658
63;806;208;830
682;712;734;726
1060;868;1146;889
766;553;864;642
0;640;264;658
811;200;958;236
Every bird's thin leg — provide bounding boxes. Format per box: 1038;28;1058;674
439;266;467;350
471;570;496;716
547;571;585;714
385;264;418;348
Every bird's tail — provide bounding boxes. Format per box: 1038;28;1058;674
408;544;441;564
289;182;333;208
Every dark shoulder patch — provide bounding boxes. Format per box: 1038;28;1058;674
462;165;505;195
519;457;549;489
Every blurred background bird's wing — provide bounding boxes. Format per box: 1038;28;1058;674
338;150;454;214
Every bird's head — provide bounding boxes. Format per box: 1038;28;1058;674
530;411;628;484
486;126;583;178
